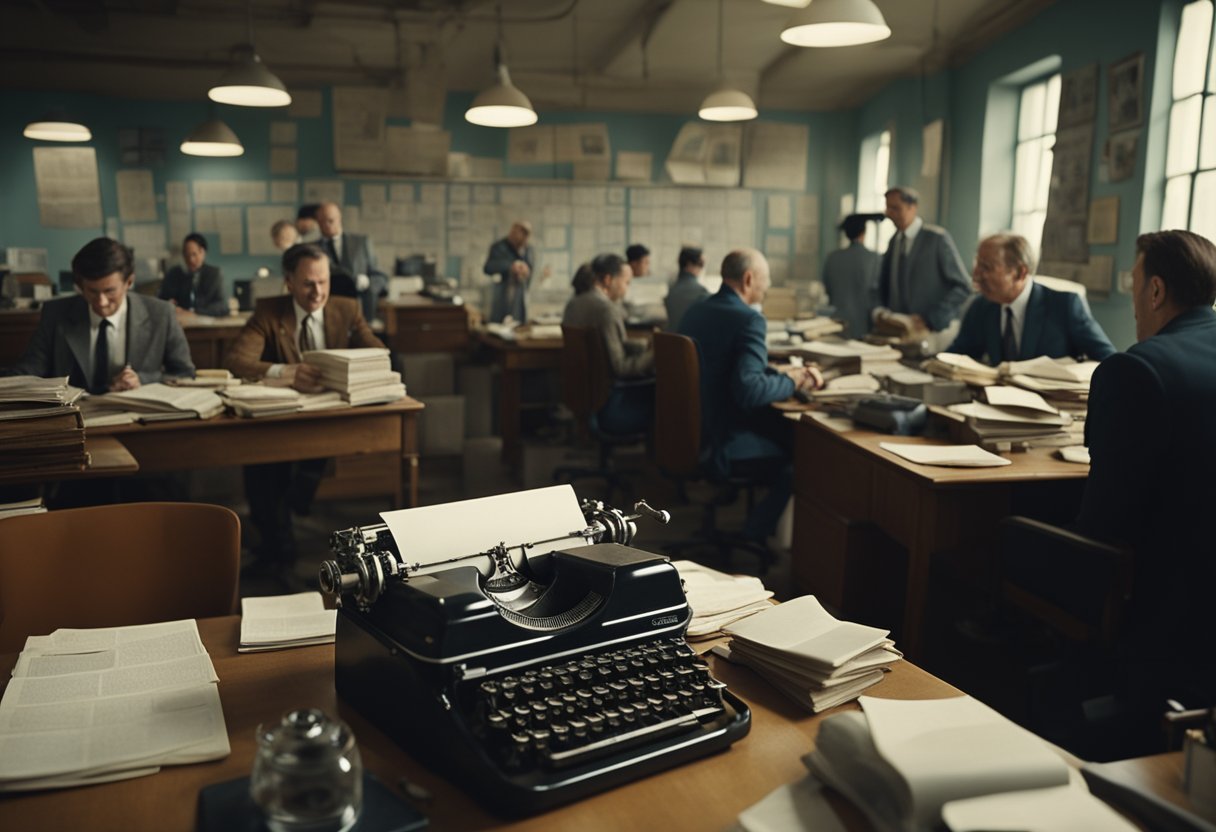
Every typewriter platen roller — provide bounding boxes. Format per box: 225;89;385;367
318;487;752;817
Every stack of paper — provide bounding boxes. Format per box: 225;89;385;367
81;384;224;422
0;496;47;519
948;397;1077;448
786;317;844;340
168;369;241;389
803;339;903;371
303;348;406;406
0;399;88;476
798;695;1135;832
0;375;84;405
239;592;337;652
0;620;229;791
671;561;773;640
1005;357;1098;420
715;596;901;713
924;352;1002;386
811;373;882;403
220;385;347;418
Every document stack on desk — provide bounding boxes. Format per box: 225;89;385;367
0;496;47;518
220;384;345;418
923;352;1001;386
947;386;1077;449
240;592;336;652
672;561;773;640
303;348;406;406
1004;357;1098;420
168;368;241;389
0;375;84;405
0;619;229;792
0;377;88;476
786;316;844;340
715;596;901;713
81;383;224;423
802;339;904;376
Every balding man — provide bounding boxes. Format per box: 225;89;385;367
948;233;1115;365
483;221;535;323
316;201;388;324
678;248;823;541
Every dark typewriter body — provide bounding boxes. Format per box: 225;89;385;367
322;501;751;817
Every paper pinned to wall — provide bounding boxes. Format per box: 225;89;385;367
508;125;555;165
1086;196;1119;244
705;125;743;187
743;121;808;192
33;147;103;229
555;123;610;164
247;205;295;256
615;151;652;182
360;184;387;205
270;148;298;175
268;181;297;205
270;122;297;145
332;86;387;172
573;160;610;181
166;181;190;214
1077;255;1114;298
470;157;504;179
122;223;167;259
193;180;268;205
287;89;323;118
116;169;157;222
390;183;415;203
665;122;708;185
767;195;792;229
303;180;345;205
194;205;217;233
1058;64;1098;129
214;206;244;254
385;126;450;176
765;234;791;256
921;119;943;178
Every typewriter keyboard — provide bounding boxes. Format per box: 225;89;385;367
463;637;729;772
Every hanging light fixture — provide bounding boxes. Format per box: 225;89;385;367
465;4;538;128
180;118;244;157
23;109;91;142
780;0;892;48
699;0;758;122
207;2;291;107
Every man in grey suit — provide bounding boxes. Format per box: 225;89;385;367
822;214;882;338
317;201;389;324
877;186;971;349
4;237;195;392
664;246;708;331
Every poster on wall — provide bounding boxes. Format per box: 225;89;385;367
1057;63;1098;129
1108;52;1145;133
743;121;809;192
33;147;103;229
332;86;387;172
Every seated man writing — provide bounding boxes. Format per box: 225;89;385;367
948;232;1115;365
225;243;386;584
4;237;194;391
561;253;654;436
678;247;823;542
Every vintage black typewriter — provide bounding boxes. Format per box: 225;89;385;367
318;486;752;817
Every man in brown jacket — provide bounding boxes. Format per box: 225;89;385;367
226;243;386;584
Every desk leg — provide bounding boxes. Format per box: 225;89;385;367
500;364;521;467
400;411;419;508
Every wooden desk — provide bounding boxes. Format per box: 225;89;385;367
89;398;424;508
381;296;472;354
0;436;139;487
792;415;1089;660
181;315;250;370
477;331;564;467
0;615;963;832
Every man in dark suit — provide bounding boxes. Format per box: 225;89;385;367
822;213;882;338
877;186;971;349
948;233;1116;365
679;248;823;541
316;201;388;325
4;237;195;392
159;232;229;317
483;220;535;324
225;243;387;584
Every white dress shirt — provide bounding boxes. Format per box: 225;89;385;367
88;298;128;381
1002;277;1035;354
881;216;924;317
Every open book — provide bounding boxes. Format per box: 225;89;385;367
82;384;224;420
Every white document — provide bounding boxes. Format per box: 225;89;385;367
508;125;555;165
767;195;792;229
379;485;589;577
942;781;1137;832
270;180;299;205
34;147;103;229
880;442;1013;468
166;180;190;214
723;596;890;669
192;180;267;205
240;592;335;652
304;180;345;205
949;402;1071;427
115;170;157;221
744;122;809;191
555;123;610;163
615;151;652;182
738;775;847;832
21;620;201;655
1057;445;1091;464
1002;356;1098;384
982;386;1058;414
13;627;205;678
122;223;167;259
1;654;218;707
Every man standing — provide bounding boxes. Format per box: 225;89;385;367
626;243;651;278
877;187;971;349
483;220;535;324
225;243;387;584
821;214;881;339
664;246;708;332
679;248;823;541
4;237;194;391
949;233;1115;365
316;201;388;325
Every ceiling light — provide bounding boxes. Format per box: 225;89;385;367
208;45;291;107
23;110;91;142
180;119;244;157
699;87;758;122
761;0;811;6
780;0;892;47
466;63;538;128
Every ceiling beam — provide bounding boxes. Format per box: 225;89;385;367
590;0;675;75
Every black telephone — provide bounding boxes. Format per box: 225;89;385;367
851;394;927;435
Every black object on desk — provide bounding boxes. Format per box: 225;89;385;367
851;394;927;435
197;771;427;832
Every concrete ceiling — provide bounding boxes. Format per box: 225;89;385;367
0;0;1056;114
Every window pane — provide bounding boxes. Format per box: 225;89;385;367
1013;141;1039;213
1174;0;1213;99
1036;139;1054;211
1202;96;1216;169
1191;170;1216;241
1028;210;1047;253
1163;175;1193;229
1044;74;1061;135
1167;96;1203;176
1019;81;1045;141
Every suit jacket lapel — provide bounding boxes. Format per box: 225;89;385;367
127;295;151;369
1020;283;1045;359
984;302;1004;364
323;305;346;349
64;299;92;380
276;299;302;363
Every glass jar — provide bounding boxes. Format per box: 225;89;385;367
251;709;363;832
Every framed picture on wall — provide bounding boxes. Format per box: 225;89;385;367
1108;52;1145;133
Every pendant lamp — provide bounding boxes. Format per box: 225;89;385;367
780;0;892;48
180;118;244;157
699;0;757;121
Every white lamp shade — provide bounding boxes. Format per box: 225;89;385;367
23;112;91;142
208;49;291;107
699;87;758;122
180;119;245;157
761;0;811;6
465;65;538;128
780;0;892;47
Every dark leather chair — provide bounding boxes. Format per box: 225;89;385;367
552;325;644;501
652;332;774;572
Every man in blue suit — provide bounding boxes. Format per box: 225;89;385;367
948;233;1115;365
679;248;823;540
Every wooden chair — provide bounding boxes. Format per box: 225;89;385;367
652;332;774;572
553;325;642;501
0;502;240;653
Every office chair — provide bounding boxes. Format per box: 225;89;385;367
0;502;240;653
652;332;775;573
552;325;644;502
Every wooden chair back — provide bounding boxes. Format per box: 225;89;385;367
652;332;702;479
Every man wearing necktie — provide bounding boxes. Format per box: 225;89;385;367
159;232;229;317
224;243;387;587
874;186;972;351
316;201;388;324
947;233;1115;366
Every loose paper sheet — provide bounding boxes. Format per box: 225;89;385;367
122;224;167;259
615;151;652;181
270;180;299;205
33;147;103;229
1086;196;1119;244
303;179;344;205
879;442;1013;468
192;180;267;205
115;170;157;222
508;125;555;165
744;122;809;192
922;119;944;177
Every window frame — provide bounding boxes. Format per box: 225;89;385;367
1163;0;1216;237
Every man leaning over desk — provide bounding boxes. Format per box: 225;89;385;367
225;243;386;585
2;237;194;392
948;232;1116;365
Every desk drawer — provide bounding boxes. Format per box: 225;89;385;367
795;421;872;520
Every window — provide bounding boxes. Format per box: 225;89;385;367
857;128;894;252
1163;0;1216;240
1011;73;1060;253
